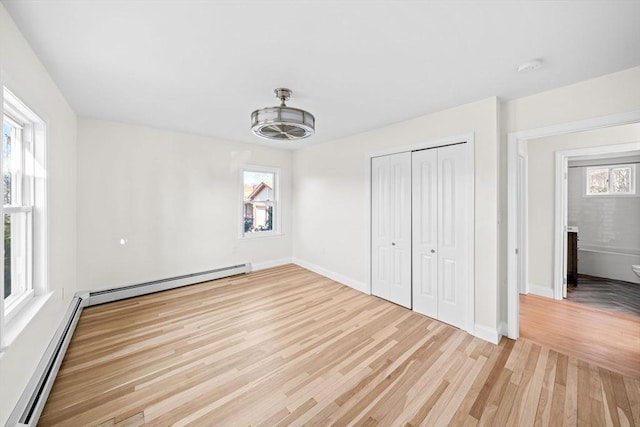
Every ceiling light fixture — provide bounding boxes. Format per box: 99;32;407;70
251;88;315;140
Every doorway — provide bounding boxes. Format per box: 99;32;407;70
507;112;640;338
563;148;640;316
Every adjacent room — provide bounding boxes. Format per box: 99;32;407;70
1;1;639;426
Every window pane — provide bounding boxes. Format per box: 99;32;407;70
587;168;609;194
3;121;13;205
243;171;275;234
610;167;631;193
4;212;28;301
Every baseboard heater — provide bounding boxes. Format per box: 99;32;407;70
6;263;250;427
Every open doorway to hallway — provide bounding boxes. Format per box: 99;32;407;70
514;121;640;373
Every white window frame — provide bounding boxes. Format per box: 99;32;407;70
1;87;48;349
585;164;636;196
239;165;281;239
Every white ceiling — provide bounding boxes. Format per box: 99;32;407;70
3;0;640;149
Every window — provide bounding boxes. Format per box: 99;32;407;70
241;166;279;237
2;88;46;323
586;164;636;195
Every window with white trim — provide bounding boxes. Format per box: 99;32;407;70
241;166;279;237
586;164;636;196
2;88;46;323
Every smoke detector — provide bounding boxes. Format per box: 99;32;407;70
517;59;543;73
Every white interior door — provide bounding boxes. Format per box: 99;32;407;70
436;143;469;329
411;149;438;317
412;144;469;329
371;152;412;308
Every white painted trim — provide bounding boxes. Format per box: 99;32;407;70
367;133;474;158
517;154;529;295
466;136;476;336
473;323;501;345
365;133;476;335
554;151;568;300
498;322;508;337
250;258;293;271
292;257;368;294
0;292;52;354
528;283;555;299
507;110;640;340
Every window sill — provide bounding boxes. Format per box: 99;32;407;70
239;231;284;240
1;292;52;355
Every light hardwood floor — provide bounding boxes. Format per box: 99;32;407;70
40;265;640;426
520;293;640;378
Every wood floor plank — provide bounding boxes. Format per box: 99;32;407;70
520;293;640;378
39;265;640;426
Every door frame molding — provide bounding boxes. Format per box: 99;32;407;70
506;110;640;339
366;133;476;335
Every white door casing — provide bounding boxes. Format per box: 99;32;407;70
412;143;469;329
371;152;412;308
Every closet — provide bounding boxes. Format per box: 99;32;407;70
371;142;471;330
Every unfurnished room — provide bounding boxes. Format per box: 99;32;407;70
1;1;640;426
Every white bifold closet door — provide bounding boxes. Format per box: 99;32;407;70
412;143;469;329
371;152;412;308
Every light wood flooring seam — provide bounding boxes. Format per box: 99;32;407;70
40;265;640;426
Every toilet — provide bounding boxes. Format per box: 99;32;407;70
633;265;640;279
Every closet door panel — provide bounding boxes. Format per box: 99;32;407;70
371;156;390;299
437;143;469;329
371;152;411;308
412;149;438;317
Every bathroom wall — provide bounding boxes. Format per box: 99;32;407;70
568;157;640;284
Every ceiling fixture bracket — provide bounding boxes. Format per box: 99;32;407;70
251;88;315;140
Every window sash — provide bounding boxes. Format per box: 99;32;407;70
241;166;280;237
586;164;636;195
4;210;33;305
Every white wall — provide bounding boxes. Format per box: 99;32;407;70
525;123;640;293
293;97;501;336
0;3;77;424
76;118;292;290
502;65;640;321
568;158;640;284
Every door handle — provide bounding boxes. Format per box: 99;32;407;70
392;242;396;246
430;249;436;253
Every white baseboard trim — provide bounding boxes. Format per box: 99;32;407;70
498;321;508;337
528;283;555;299
292;257;368;294
473;323;502;344
250;258;293;272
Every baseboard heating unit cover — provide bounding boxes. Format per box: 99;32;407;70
6;263;250;427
